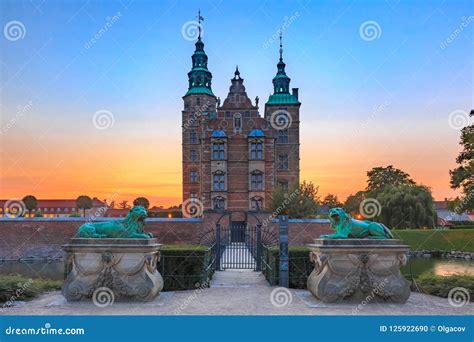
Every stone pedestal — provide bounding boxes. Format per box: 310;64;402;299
307;239;410;303
62;238;163;302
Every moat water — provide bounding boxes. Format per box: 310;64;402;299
0;257;472;281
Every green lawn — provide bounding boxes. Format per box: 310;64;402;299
392;229;474;252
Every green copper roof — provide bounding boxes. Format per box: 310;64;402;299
185;87;215;96
266;93;300;105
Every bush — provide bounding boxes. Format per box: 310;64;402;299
415;272;474;299
157;245;214;291
263;246;312;289
392;229;474;252
0;275;62;303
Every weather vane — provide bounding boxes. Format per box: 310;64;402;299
197;9;204;38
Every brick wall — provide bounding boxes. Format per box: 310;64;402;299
0;214;330;259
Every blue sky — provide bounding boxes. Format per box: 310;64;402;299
0;0;472;204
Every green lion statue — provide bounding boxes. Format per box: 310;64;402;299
76;205;153;239
321;207;393;239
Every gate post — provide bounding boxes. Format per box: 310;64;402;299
215;223;221;271
256;223;262;271
278;215;289;287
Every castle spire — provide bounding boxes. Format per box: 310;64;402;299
185;10;214;97
279;33;283;61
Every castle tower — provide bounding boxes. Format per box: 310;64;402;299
182;12;217;207
265;34;301;191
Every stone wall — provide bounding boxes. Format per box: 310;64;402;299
0;213;330;259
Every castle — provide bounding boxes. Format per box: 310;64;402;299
181;18;300;222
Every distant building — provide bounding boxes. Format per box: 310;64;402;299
181;22;300;223
434;200;472;227
0;198;106;218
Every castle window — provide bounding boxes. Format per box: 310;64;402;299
278;155;289;170
190;149;198;162
212;142;225;159
244;111;250;117
251;196;263;210
277;129;289;144
189;131;198;144
278;180;289;191
251;171;264;191
213;196;225;210
190;171;198;183
196;97;201;106
213;172;225;191
250;142;263;160
233;113;242;132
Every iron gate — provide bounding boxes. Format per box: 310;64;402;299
215;223;262;271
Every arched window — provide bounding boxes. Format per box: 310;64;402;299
250;171;264;191
233;113;242;132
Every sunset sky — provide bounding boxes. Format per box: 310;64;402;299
0;0;472;207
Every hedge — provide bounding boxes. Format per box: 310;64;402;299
414;272;474;299
0;275;62;303
263;246;312;289
157;245;214;291
392;229;474;252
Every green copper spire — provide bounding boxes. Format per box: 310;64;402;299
267;33;300;105
185;10;214;97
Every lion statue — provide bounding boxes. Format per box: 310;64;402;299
76;205;153;239
321;207;393;239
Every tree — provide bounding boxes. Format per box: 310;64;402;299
269;181;319;218
366;165;415;194
109;201;115;209
449;110;473;213
344;191;366;215
76;195;93;217
118;200;130;209
321;194;342;208
133;197;150;209
375;184;437;229
22;195;37;216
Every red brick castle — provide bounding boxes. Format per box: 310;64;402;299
182;19;300;221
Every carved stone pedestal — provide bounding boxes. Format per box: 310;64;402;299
307;239;410;304
62;238;163;302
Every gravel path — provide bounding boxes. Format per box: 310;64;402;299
2;270;472;316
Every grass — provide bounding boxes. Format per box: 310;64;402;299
415;272;474;300
392;229;474;252
0;274;62;303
